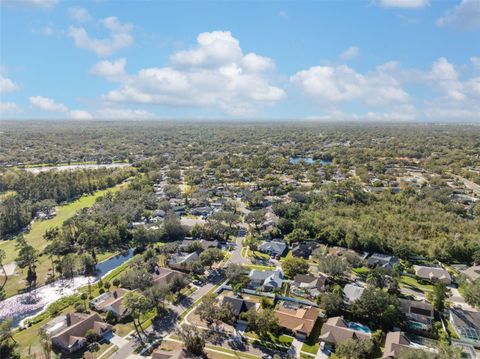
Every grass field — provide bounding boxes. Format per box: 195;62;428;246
399;275;434;292
0;182;127;298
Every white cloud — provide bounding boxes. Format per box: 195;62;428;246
90;58;127;80
96;107;156;119
290;62;409;106
0;102;20;115
0;75;19;93
471;57;480;70
436;0;480;30
103;31;285;116
67;7;92;23
170;31;242;68
69;110;93;119
340;46;360;61
2;0;57;9
29;96;68;112
378;0;429;8
68;16;133;57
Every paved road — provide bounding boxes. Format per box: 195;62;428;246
228;230;249;265
111;275;223;359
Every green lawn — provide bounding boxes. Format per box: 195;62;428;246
352;267;370;276
300;317;323;355
242;264;276;271
400;275;434;292
0;182;127;298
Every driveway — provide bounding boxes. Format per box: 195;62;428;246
227;229;249;265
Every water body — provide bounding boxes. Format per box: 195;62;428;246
0;249;134;327
289;157;332;165
23;163;130;174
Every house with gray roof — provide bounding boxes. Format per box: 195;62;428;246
248;268;284;291
367;253;399;271
413;265;452;285
343;283;365;304
258;240;287;257
168;251;200;272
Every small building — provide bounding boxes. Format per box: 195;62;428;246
413;265;452;285
275;303;320;340
291;274;328;298
221;295;258;319
383;331;435;358
367;253;399;271
290;241;318;259
168;252;200;272
398;299;434;332
248;269;284;291
449;307;480;348
343;283;365;304
319;316;371;349
258;240;287;257
152;266;185;287
90;288;130;319
152;349;187;359
462;265;480;282
45;313;112;353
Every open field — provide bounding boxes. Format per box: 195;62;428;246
0;182;128;298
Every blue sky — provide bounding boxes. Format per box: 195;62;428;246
1;0;479;121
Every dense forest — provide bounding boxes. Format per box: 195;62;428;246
0;168;134;236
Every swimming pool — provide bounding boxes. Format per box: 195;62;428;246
348;321;372;333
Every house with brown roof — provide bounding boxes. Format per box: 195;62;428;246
383;331;435;358
275;302;320;340
45;312;112;353
383;331;413;358
291;274;327;298
319;316;371;349
90;288;130;319
413;265;452;285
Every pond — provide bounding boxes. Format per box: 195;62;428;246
289;157;332;165
0;249;135;327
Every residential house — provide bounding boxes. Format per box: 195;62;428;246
398;299;434;332
248;269;284;291
152;349;187;359
291;274;328;298
449;307;480;348
383;331;435;358
275;303;320;340
413;265;452;285
367;253;399;271
189;206;213;217
168;252;200;272
152;267;185;287
221;295;258;320
462;265;480;282
290;241;318;259
45;313;112;353
258;240;287;257
89;288;130;319
343;283;365;304
179;239;219;251
319;316;371;349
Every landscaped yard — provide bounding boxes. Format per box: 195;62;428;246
300;317;323;355
0;182;128;298
400;275;434;292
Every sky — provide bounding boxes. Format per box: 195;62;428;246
0;0;479;122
